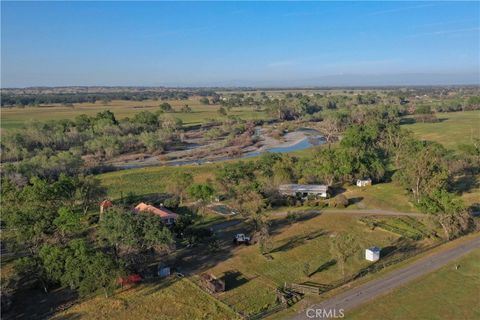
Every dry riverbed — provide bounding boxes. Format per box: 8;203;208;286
108;127;323;169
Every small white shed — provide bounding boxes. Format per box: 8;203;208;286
365;247;381;262
356;178;372;187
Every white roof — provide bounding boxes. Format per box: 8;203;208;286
279;184;328;193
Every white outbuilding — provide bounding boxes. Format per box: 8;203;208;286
356;178;372;187
365;246;381;262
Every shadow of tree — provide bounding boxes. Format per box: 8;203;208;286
3;287;78;320
270;230;326;254
451;174;479;194
222;270;249;291
308;259;337;277
269;211;321;236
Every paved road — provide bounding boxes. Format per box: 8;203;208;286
290;235;480;319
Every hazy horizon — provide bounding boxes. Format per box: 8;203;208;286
2;1;479;87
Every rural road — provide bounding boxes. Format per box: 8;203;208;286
290;235;480;319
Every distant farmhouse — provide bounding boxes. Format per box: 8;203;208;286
279;184;330;199
133;202;178;225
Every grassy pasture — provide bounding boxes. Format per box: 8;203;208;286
99;162;220;200
49;212;432;319
346;248;480;320
402;110;480;150
201;212;435;316
51;277;239;320
341;182;419;213
0;98;268;130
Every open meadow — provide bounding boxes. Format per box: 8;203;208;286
0;98;268;130
402;110;480;150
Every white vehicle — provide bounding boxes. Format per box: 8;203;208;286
233;233;251;245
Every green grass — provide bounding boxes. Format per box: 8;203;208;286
346;248;480;320
402;110;480;150
99;163;220;200
360;216;430;240
342;182;419;213
52;278;239;320
0;98;268;130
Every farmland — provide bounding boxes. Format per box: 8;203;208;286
346;248;480;320
48;211;438;318
403;110;480;150
0;98;268;130
2;87;479;320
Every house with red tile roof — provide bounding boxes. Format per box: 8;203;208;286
133;202;178;225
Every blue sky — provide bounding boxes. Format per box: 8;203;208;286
1;1;479;87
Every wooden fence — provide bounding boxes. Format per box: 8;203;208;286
284;282;321;295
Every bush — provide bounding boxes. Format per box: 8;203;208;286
286;211;299;224
163;196;180;209
329;194;349;208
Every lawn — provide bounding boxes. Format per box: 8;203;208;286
52;277;239;320
402;110;480;150
341;182;419;213
346;248;480;320
0;98;268;130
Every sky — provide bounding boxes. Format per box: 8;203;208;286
1;1;479;87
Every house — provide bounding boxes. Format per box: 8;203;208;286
356;178;372;187
133;202;178;225
278;184;329;199
99;200;113;214
365;246;381;262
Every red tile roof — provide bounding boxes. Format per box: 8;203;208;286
133;202;178;220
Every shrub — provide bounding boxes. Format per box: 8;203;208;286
329;194;349;208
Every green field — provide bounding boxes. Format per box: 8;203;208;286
0;98;268;130
346;248;480;320
52;277;239;320
99;162;220;200
403;110;480;150
342;182;419;213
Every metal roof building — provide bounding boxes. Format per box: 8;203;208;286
278;184;329;198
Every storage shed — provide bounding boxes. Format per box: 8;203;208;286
356;178;372;187
365;246;381;262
